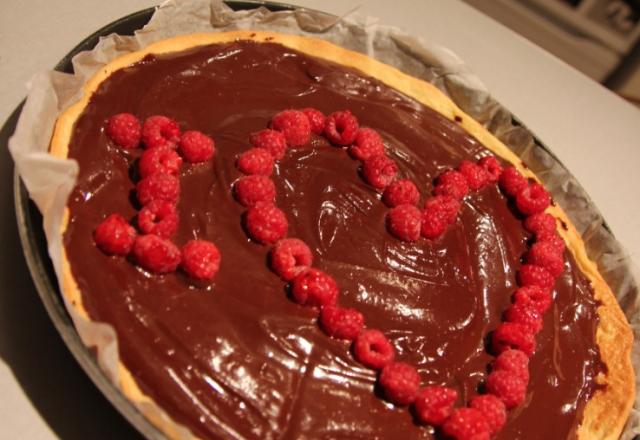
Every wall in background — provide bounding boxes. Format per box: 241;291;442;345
464;0;640;106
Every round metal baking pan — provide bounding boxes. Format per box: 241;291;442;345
9;1;620;439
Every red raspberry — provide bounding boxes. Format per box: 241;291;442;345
141;115;180;149
106;113;141;149
236;147;274;176
414;386;458;426
469;395;506;436
458;160;490;190
244;203;288;244
136;173;180;206
505;302;543;334
250;129;288;160
516;183;550;215
486;370;527;409
523;212;556;239
137;200;179;238
270;109;311;147
139;147;183;178
349;128;385;161
379;362;421;406
421;208;448;239
543;233;566;255
302;108;325;135
132;234;181;274
518;264;555;290
499;166;527;197
478;156;502;183
178;130;215;163
434;170;469;200
526;241;564;277
234;175;276;207
382;179;420;207
492;322;536;356
319;306;364;341
424;195;460;225
94;214;137;256
354;329;395;370
513;286;553;315
362;155;398;189
442;408;490;440
493;349;530;382
387;204;422;242
270;238;313;281
180;239;221;280
291;268;339;307
324;110;359;146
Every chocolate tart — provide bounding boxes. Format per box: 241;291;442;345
49;31;634;439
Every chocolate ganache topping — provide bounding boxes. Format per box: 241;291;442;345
64;41;602;439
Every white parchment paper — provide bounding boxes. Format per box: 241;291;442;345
8;0;640;438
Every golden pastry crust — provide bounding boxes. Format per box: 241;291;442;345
50;31;634;439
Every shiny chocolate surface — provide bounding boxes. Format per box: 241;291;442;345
64;41;601;439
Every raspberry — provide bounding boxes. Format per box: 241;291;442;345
362;154;398;189
137;200;179;238
513;286;553;315
486;370;527;409
319;306;364;341
270;238;313;281
178;130;215;163
458;160;490;190
180;239;221;280
442;408;490;440
244;203;288;244
94;214;137;256
379;362;421;406
543;233;566;255
349;128;385;161
424;195;461;225
132;234;181;274
236;147;274;176
136;173;180;206
492;322;536;356
250;129;288;160
234;175;276;207
291;268;339;307
504;302;543;334
421;208;448;239
270;109;311;146
139;147;183;178
499;166;527;197
141;115;180;149
353;329;395;370
469;395;506;436
106;113;141;149
414;386;457;426
434;170;469;200
523;212;556;239
302;108;325;135
515;183;550;215
526;241;564;277
382;179;420;207
324;110;359;146
478;156;502;183
493;349;530;382
518;264;555;290
387;204;422;242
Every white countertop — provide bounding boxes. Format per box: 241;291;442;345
1;1;638;438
